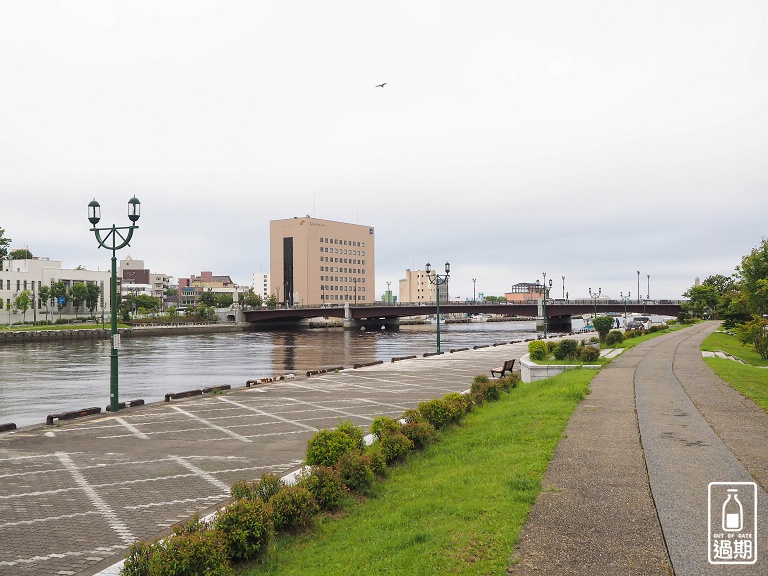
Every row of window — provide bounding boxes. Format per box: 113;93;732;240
321;276;365;284
320;294;366;301
320;238;365;248
320;246;366;257
321;266;365;274
320;285;366;292
321;257;365;265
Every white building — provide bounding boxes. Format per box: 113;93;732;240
252;272;270;301
0;257;111;323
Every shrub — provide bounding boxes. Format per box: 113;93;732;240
472;374;489;385
306;428;357;467
400;408;425;424
370;416;401;439
442;392;469;421
297;466;345;511
122;541;152;576
336;420;365;450
401;420;437;449
146;529;233;576
213;498;271;561
255;472;283;502
471;380;501;402
499;373;520;391
624;329;644;339
528;340;548;361
171;514;209;536
379;431;414;462
269;485;319;532
546;341;557;353
580;346;600;362
554;339;579;360
417;398;453;429
366;445;388;477
334;449;375;491
605;330;624;346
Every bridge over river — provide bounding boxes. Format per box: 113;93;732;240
243;300;684;330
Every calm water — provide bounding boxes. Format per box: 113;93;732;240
0;320;570;428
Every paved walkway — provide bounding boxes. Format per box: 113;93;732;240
0;340;529;576
510;322;768;575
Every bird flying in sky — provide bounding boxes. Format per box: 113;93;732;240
375;82;386;88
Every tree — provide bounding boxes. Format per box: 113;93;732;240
51;281;68;319
214;293;233;308
38;284;51;321
70;283;89;313
736;237;768;316
134;294;160;314
244;290;262;308
0;227;11;259
682;284;720;318
200;290;216;307
86;283;101;314
15;290;31;322
265;294;278;309
592;315;615;343
10;248;32;260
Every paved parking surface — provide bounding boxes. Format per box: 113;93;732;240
0;342;528;576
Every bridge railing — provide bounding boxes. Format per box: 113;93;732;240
243;299;684;311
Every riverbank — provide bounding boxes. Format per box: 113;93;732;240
0;322;246;343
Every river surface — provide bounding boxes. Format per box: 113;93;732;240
0;319;587;428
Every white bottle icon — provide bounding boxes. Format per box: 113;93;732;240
722;489;743;532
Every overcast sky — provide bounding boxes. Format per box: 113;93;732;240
1;1;766;301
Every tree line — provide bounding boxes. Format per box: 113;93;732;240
683;237;768;358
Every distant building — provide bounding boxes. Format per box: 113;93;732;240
119;256;171;307
0;257;110;321
269;216;375;306
399;269;447;304
504;282;549;302
178;271;241;307
252;272;270;301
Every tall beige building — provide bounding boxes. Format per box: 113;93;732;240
399;269;449;303
269;216;375;306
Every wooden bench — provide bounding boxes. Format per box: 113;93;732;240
490;358;516;378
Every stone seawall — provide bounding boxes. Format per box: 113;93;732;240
0;323;246;344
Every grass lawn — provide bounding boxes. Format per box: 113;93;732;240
702;329;768;413
240;369;594;576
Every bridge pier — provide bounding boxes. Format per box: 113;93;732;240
536;314;572;333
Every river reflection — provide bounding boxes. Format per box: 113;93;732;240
0;320;550;428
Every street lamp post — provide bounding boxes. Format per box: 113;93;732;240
88;197;140;413
387;280;391;304
472;278;476;304
589;287;602;319
620;291;631;322
536;273;553;338
647;274;650;301
425;261;450;355
637;271;640;304
562;276;565;299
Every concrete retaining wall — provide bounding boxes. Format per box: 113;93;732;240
520;353;601;382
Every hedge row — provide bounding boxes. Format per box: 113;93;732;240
121;371;521;576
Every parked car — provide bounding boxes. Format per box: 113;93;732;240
626;320;645;330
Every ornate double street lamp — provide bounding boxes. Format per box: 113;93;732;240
589;287;602;320
536;273;553;338
620;291;631;322
88;197;141;413
425;261;450;355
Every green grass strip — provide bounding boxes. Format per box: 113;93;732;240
241;370;594;576
702;330;768;413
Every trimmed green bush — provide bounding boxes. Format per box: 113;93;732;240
443;392;469;421
379;431;414;463
270;485;319;532
401;420;437;449
146;529;233;576
305;428;357;467
417;398;453;429
554;339;579;360
370;416;401;439
366;445;388;477
580;346;600;362
400;408;425;424
334;449;375;491
499;373;520;392
122;541;152;576
297;466;346;512
593;316;615;342
605;330;624;346
336;420;365;450
528;340;547;361
213;498;271;561
472;374;489;385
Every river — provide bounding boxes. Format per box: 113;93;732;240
0;319;587;428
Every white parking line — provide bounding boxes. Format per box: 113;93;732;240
216;397;319;432
170;406;253;442
168;455;231;493
278;397;374;422
114;417;150;440
55;452;136;544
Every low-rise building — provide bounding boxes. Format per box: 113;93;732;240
0;257;110;323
